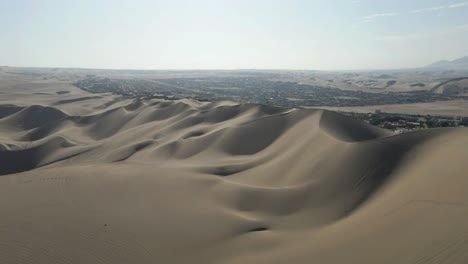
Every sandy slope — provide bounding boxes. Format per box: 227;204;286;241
0;95;468;264
312;99;468;117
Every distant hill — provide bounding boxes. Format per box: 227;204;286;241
427;56;468;70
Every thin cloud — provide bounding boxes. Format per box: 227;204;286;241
361;2;468;24
362;12;398;22
449;2;468;7
411;1;468;13
376;24;468;41
411;6;446;13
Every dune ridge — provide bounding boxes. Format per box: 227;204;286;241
0;98;468;263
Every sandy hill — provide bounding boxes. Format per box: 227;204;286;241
0;95;468;264
427;56;468;70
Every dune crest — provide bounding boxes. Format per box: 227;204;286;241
0;98;468;264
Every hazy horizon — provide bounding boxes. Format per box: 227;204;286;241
2;0;468;70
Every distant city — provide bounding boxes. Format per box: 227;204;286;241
74;75;463;108
69;65;468;132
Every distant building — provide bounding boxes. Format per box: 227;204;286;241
406;122;421;128
461;117;468;126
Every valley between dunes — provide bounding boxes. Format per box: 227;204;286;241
1;94;468;263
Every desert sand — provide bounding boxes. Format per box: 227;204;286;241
312;99;468;117
1;72;468;264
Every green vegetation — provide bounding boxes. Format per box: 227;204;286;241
345;112;467;132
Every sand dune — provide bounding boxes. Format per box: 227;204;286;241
0;97;468;263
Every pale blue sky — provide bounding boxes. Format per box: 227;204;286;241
1;0;467;70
